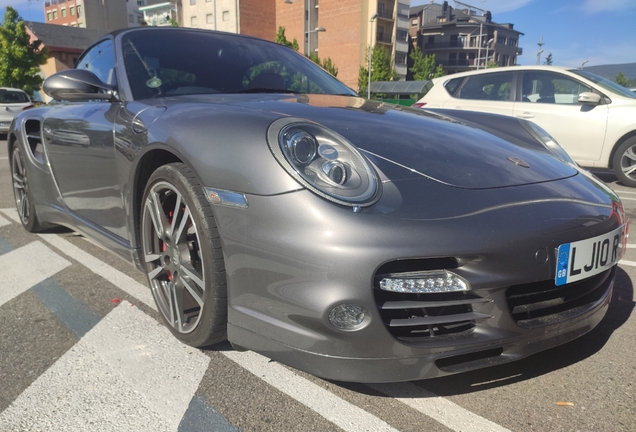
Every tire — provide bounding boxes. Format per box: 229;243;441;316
11;142;43;232
141;163;227;347
613;137;636;187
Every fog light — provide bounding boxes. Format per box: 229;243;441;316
379;270;469;293
329;304;365;330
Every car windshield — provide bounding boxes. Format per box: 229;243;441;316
570;69;636;99
121;29;356;100
0;90;29;103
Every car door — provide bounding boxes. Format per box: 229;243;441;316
512;70;609;165
43;39;128;240
442;71;516;117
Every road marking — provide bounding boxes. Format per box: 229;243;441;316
617;197;636;201
616;190;636;194
0;213;11;227
368;383;511;432
620;259;636;267
0;241;71;308
223;350;399;432
0;301;210;431
178;396;240;432
37;232;157;311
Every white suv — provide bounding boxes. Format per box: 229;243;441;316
413;66;636;186
0;88;33;133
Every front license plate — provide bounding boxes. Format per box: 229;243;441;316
555;223;628;286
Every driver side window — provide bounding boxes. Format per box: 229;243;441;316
76;39;116;86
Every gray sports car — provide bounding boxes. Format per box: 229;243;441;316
8;27;628;382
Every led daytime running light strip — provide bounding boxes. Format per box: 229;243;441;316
379;270;469;293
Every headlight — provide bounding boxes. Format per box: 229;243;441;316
267;117;381;206
520;119;576;165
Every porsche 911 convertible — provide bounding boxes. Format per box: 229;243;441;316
8;27;628;382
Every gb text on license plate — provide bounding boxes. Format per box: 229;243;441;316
555;224;627;286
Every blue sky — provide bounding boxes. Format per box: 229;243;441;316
412;0;636;67
2;0;635;68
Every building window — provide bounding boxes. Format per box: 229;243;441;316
190;0;196;4
223;10;230;21
502;54;510;66
191;16;198;26
77;5;81;17
507;38;516;46
397;30;408;41
70;6;74;15
497;36;505;44
129;14;134;23
206;14;213;24
411;18;418;27
61;8;66;17
53;10;58;19
395;52;407;65
47;12;52;20
206;0;212;2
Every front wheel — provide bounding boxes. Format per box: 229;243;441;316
141;163;227;347
613;137;636;187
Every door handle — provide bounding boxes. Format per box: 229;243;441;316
516;112;535;119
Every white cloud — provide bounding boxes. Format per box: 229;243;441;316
582;0;636;13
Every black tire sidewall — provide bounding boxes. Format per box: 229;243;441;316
613;137;636;187
141;163;227;347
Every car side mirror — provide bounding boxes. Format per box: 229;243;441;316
43;69;116;101
578;92;601;105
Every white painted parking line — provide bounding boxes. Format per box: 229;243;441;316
0;241;71;308
620;259;636;267
223;350;399;432
368;383;511;432
0;213;11;227
0;208;19;224
0;301;210;432
617;197;636;201
37;233;157;311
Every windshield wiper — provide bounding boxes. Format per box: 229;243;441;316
229;88;302;94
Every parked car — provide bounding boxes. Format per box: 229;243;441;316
0;87;33;133
413;66;636;186
8;28;628;383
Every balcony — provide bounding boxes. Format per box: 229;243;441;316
376;32;393;44
424;42;479;50
438;59;474;67
377;1;395;20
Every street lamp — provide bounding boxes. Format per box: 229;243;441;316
484;38;494;69
536;49;544;65
368;13;379;99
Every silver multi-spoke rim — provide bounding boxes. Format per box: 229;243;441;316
11;147;29;225
620;145;636;179
142;181;205;334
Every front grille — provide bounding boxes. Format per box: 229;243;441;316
507;267;614;328
374;290;491;342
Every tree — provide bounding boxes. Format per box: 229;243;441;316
409;50;444;80
359;45;398;94
487;60;499;68
543;53;553;66
309;52;338;77
616;71;628;87
275;26;299;51
0;7;48;94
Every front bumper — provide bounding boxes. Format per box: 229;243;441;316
214;172;621;382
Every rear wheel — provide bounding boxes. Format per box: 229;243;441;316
141;163;227;347
11;142;43;232
613;137;636;187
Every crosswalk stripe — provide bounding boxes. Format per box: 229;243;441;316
223;350;399;432
0;213;11;227
368;383;511;432
0;241;71;308
0;301;210;431
37;233;157;311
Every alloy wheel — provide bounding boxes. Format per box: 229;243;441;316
12;147;30;226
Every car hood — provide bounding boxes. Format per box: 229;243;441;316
161;94;578;190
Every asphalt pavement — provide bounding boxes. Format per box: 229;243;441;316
0;138;633;432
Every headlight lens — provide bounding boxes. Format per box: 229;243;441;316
520;120;576;165
268;118;381;206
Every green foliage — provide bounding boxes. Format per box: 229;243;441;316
275;26;299;51
308;52;338;77
616;71;628;87
487;60;499;69
543;53;553;65
0;7;48;94
409;51;443;80
359;45;398;94
169;18;179;27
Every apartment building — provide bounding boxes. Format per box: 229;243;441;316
43;0;131;30
410;1;523;73
276;0;411;90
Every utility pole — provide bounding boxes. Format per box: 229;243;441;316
536;36;545;65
